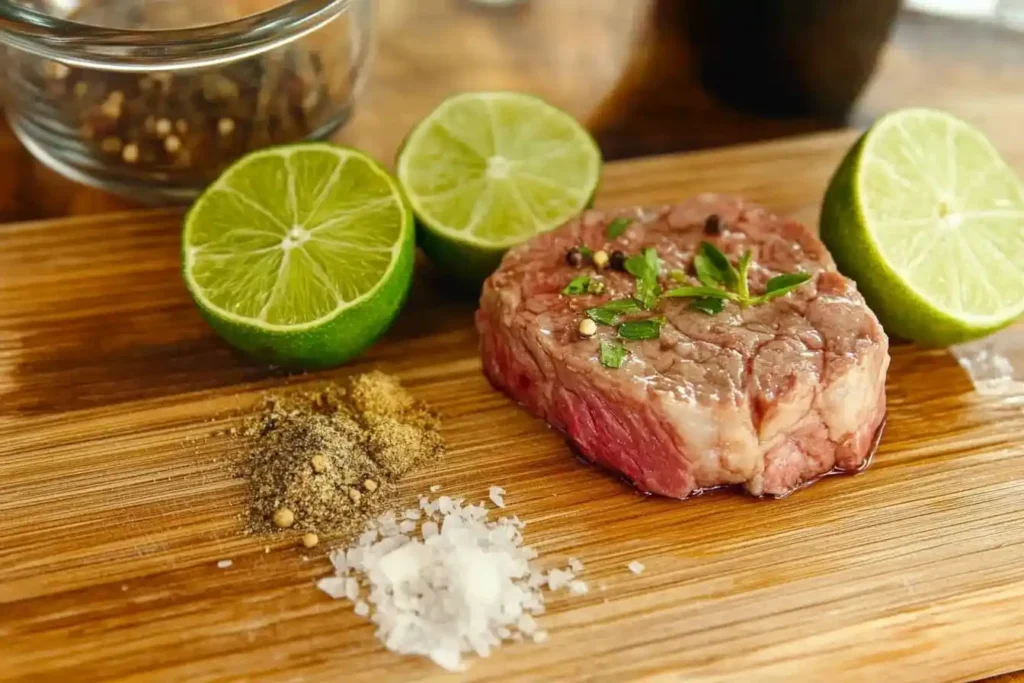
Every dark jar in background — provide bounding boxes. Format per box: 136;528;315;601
590;0;902;158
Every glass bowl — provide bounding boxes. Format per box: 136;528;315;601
0;0;375;202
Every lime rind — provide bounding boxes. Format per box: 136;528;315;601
184;143;412;334
821;108;1024;346
397;92;601;268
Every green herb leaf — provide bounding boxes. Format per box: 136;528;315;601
691;297;725;315
754;272;813;303
625;247;662;309
697;241;739;290
579;246;593;258
599;340;628;368
618;318;664;341
662;286;735;300
694;254;722;288
765;271;812;293
737;250;753;301
607;217;632;239
586;298;643;326
586;278;606;295
562;275;591;295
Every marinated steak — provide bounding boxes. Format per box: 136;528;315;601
476;195;889;498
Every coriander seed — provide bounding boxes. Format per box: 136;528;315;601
301;532;319;549
100;91;124;119
44;61;70;80
218;117;236;137
164;135;182;154
155;118;173;137
122;143;139;164
310;453;328;473
578;318;598;338
593;250;610;269
363;479;378;493
273;507;295;528
348;488;362;505
100;137;121;154
175;119;189;135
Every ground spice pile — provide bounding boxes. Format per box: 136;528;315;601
242;371;444;539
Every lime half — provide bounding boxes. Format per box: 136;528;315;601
183;143;414;368
821;109;1024;346
397;92;601;282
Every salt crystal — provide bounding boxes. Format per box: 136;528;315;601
568;558;584;573
568;580;588;596
317;577;349;599
628;561;645;575
429;484;442;493
316;487;577;672
547;568;574;590
329;550;348;572
528;570;547;588
488;486;506;508
404;509;422;521
358;529;379;547
216;559;232;569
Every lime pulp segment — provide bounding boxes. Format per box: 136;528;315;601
185;145;409;330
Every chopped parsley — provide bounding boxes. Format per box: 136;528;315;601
599;340;628;368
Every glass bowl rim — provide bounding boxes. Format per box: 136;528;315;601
0;0;358;71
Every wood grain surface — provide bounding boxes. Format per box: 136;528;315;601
3;131;1024;682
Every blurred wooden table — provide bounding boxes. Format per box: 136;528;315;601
3;2;1024;223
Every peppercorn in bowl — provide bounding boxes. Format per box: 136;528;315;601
0;0;374;201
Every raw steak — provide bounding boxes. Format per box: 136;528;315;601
475;195;889;498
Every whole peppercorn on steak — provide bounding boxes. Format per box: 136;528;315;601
475;195;889;498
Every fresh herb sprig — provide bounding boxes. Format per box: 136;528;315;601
586;298;643;326
599;340;628;368
624;247;661;309
606;217;632;239
564;240;812;369
563;274;606;296
664;241;811;311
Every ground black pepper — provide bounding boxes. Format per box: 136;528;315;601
609;250;627;271
240;372;445;540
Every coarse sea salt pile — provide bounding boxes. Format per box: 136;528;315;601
316;490;586;671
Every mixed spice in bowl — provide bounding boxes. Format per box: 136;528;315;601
0;0;374;201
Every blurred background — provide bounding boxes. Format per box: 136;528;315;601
2;0;1023;222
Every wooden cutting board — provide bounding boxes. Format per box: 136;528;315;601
3;131;1024;683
